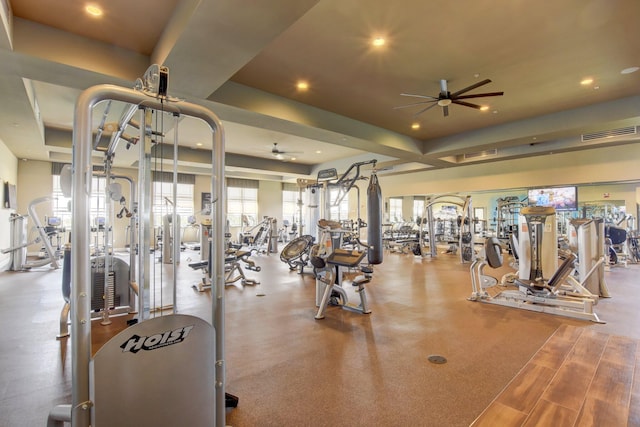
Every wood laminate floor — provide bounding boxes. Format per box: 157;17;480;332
0;247;638;426
472;324;640;427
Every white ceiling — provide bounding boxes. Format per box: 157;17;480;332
0;0;639;182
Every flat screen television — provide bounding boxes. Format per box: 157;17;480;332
527;186;577;211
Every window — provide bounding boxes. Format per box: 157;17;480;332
52;164;195;229
52;175;72;228
52;174;107;228
89;176;107;227
413;198;424;222
227;179;259;228
328;187;349;221
150;171;195;227
389;198;403;222
282;184;299;226
152;181;194;227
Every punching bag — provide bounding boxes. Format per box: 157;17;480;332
367;172;383;264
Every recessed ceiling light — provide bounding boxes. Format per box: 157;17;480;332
480;106;489;111
372;37;386;47
296;81;309;91
621;67;639;74
315;150;322;154
85;4;103;17
196;142;203;147
580;78;594;85
290;157;297;161
411;123;420;130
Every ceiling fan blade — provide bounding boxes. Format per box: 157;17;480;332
443;105;449;117
400;93;439;100
450;79;492;97
452;100;482;110
454;91;504;100
412;102;439;117
272;142;303;157
393;100;437;110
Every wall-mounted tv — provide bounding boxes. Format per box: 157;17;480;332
527;186;577;211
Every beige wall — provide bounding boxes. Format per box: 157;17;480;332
17;160;53;254
0;138;18;268
259;180;282;221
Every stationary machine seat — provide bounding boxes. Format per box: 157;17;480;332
352;274;371;287
225;250;251;263
188;260;209;270
360;265;373;275
309;244;326;269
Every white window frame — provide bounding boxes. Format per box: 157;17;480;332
389;198;403;222
227;186;258;228
52;175;73;229
152;181;194;227
282;189;298;225
413;199;424;222
328;188;349;221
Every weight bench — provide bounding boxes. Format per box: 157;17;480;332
190;250;260;292
389;238;419;254
224;250;260;288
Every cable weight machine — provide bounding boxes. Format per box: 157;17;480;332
48;65;231;426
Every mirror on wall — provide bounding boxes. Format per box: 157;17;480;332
384;182;640;238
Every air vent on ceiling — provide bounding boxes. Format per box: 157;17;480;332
463;149;497;160
581;126;637;142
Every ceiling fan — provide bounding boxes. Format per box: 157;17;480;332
395;79;504;117
271;143;302;160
